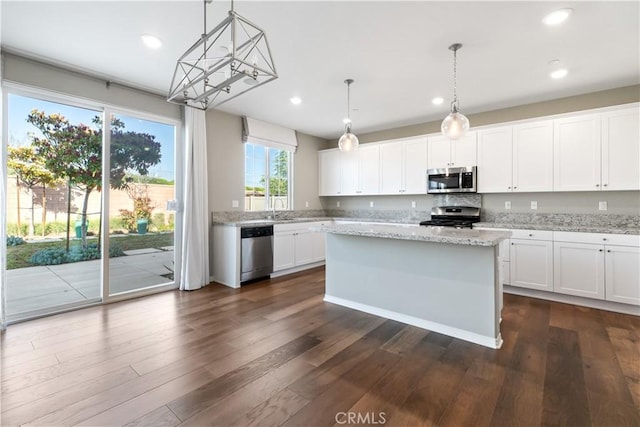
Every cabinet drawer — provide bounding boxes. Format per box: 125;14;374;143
510;229;553;240
554;231;639;247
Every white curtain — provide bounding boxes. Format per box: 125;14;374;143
0;52;7;330
179;107;209;291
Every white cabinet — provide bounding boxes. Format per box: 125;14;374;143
477;127;513;193
513;121;554;192
380;137;428;194
553;241;605;299
553;231;640;305
318;149;342;196
318;146;379;196
602;106;640;191
509;230;553;291
554;114;601;191
427;132;477;169
605;245;640;305
274;221;328;273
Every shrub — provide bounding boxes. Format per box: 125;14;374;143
30;243;126;266
6;235;25;246
7;223;28;237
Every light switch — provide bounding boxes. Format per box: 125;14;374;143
504;201;511;210
337;201;341;208
530;201;537;210
599;201;608;211
232;200;239;208
370;201;375;208
305;201;309;208
411;201;417;208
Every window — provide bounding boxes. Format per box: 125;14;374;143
244;143;292;211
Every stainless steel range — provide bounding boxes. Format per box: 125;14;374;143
419;206;481;229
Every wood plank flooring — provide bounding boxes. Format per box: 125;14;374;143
1;266;638;426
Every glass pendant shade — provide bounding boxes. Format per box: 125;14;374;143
441;110;470;140
338;130;359;152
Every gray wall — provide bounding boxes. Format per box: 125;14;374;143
321;85;640;216
1;52;181;120
206;109;329;213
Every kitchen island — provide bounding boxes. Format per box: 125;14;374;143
313;223;511;349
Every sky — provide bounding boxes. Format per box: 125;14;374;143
7;94;175;180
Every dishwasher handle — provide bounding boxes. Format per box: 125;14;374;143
241;225;274;238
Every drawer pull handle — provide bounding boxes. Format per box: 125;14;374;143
599;249;603;252
607;250;611;253
603;184;608;187
507;186;511;189
514;186;518;189
603;238;607;241
528;234;533;237
596;184;600;187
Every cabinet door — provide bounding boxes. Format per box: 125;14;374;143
450;132;477;167
294;231;314;266
477;127;513;193
311;231;326;262
605;245;640;306
554;114;601;191
318;150;342;196
553;242;605;300
403;137;428;194
513;121;553;192
602;106;640;191
379;142;403;194
427;135;451;169
358;144;380;195
510;239;553;291
273;231;295;271
340;149;359;196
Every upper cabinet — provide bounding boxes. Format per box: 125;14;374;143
318;145;380;196
601;106;640;191
319;103;639;197
554;114;602;191
427;132;477;169
380;136;428;194
477;121;553;193
554;106;639;192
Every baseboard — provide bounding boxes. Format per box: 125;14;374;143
504;285;640;316
323;294;503;349
270;261;325;278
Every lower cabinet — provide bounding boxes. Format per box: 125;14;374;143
274;221;327;273
605;245;640;305
509;230;554;292
553;241;605;299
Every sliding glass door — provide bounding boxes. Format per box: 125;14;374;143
3;89;179;322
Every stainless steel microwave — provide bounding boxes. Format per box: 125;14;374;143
427;166;477;194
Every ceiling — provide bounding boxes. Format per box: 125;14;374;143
2;1;639;139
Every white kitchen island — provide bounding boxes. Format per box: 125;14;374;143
314;223;511;349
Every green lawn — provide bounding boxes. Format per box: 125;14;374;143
7;232;174;270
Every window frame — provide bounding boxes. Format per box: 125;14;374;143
244;142;293;212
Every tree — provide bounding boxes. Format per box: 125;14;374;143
7;146;58;237
26;110;162;247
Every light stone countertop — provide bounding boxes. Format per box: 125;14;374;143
313;223;511;247
474;222;640;235
213;217;332;227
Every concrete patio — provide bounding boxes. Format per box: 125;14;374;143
6;248;174;317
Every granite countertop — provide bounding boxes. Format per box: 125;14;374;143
213;217;332;227
474;222;640;235
313;223;511;247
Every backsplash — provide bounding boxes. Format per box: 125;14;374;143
481;212;640;228
432;194;482;208
323;209;431;223
211;209;327;223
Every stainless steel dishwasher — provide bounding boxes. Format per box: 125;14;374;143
240;225;274;283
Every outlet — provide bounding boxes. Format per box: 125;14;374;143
599;201;608;211
504;201;511;210
305;201;309;208
411;201;417;208
530;201;538;210
232;200;239;208
336;201;341;208
370;201;375;208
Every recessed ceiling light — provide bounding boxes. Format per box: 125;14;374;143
550;68;568;79
290;97;302;105
432;97;444;105
141;34;162;49
542;8;572;26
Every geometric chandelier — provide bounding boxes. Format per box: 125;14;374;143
167;0;277;110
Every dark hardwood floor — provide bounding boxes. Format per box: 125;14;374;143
1;266;638;426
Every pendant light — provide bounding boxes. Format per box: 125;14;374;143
441;43;470;139
338;79;359;152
